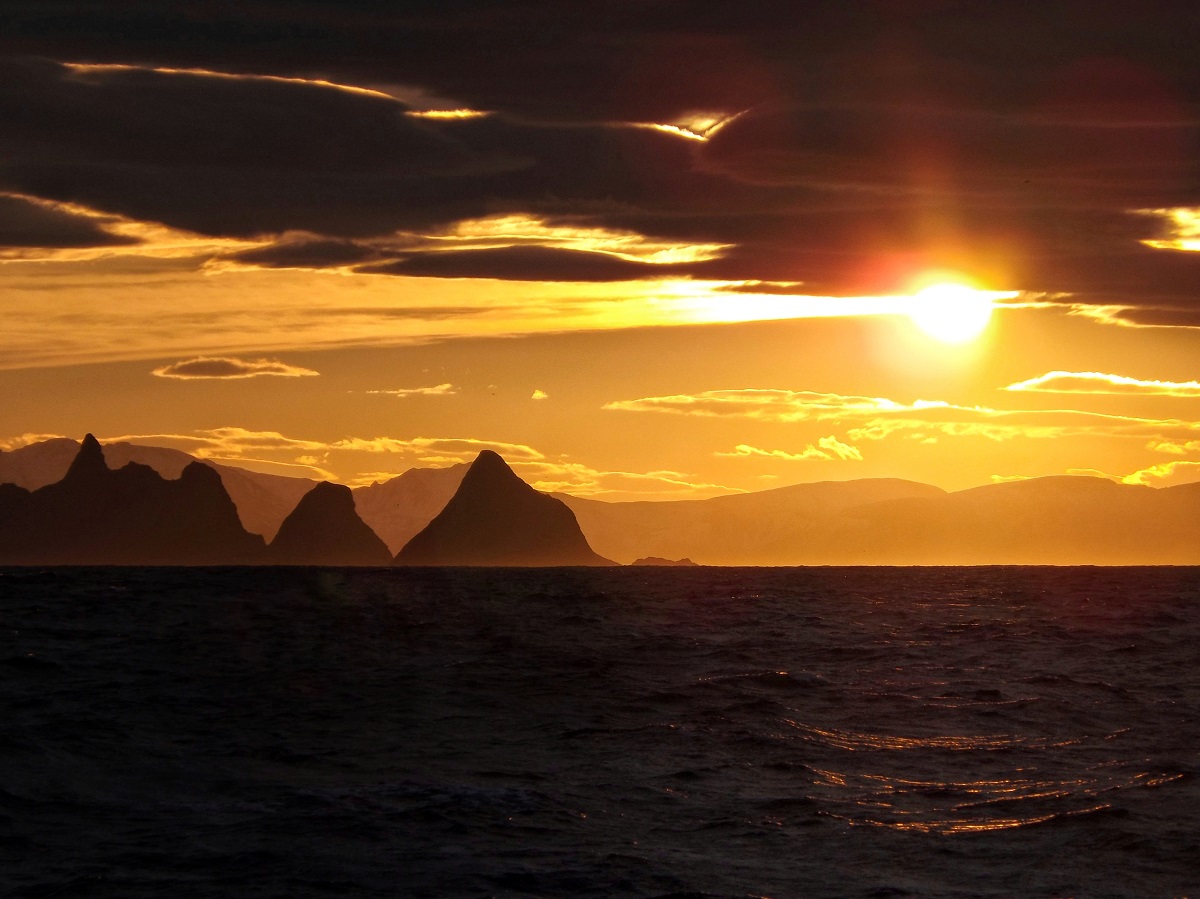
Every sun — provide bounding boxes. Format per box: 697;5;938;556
907;282;997;344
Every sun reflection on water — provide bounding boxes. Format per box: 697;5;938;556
793;732;1185;835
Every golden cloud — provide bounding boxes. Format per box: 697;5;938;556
604;388;944;422
63;62;402;103
0;192;262;264
151;356;320;380
421;214;730;265
1121;459;1200;486
607;387;1200;449
1004;371;1200;397
514;459;742;498
717;436;862;462
332;436;546;462
0;432;67;451
109;428;329;455
365;383;457;397
1138;207;1200;252
1147;439;1200;455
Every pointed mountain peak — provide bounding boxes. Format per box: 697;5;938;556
396;450;614;566
460;449;526;490
467;449;516;475
64;433;109;481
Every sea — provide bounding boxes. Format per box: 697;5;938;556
2;566;1197;898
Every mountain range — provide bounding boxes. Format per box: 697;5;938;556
3;435;1200;565
0;437;604;566
0;435;264;565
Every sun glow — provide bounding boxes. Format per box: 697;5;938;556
907;283;1000;344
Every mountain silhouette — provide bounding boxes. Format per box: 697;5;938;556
0;437;315;540
395;450;614;566
0;434;265;565
6;435;1200;566
268;481;392;566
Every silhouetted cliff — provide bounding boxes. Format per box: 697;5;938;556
395;450;614;566
0;482;30;529
268;482;392;566
0;434;265;565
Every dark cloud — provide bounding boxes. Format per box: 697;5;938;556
360;246;692;282
0;2;1198;313
0;57;753;241
699;95;1196;207
225;237;391;269
0;192;136;248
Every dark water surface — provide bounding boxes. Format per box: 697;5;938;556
2;566;1198;898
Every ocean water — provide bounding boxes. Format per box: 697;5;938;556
2;566;1198;899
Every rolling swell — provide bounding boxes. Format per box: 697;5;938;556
2;566;1198;898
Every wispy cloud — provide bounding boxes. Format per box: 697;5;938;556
514;459;743;499
606;387;1200;448
1004;371;1200;397
604;389;946;422
62;62;404;104
151;356;320;380
0;432;66;451
332;436;545;463
105;428;335;479
531;389;549;400
0;192;263;264
109;428;329;455
98;426;744;499
718;436;862;462
365;383;457;397
1120;459;1200;486
1147;439;1200;455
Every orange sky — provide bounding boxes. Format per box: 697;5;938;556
2;5;1199;499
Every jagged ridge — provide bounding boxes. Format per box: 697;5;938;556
0;434;265;565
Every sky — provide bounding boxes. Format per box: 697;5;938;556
2;0;1199;499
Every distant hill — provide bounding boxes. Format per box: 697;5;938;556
353;462;468;554
825;475;1200;565
268;482;392;566
0;435;264;565
561;474;1200;565
559;478;947;565
396;450;614;566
